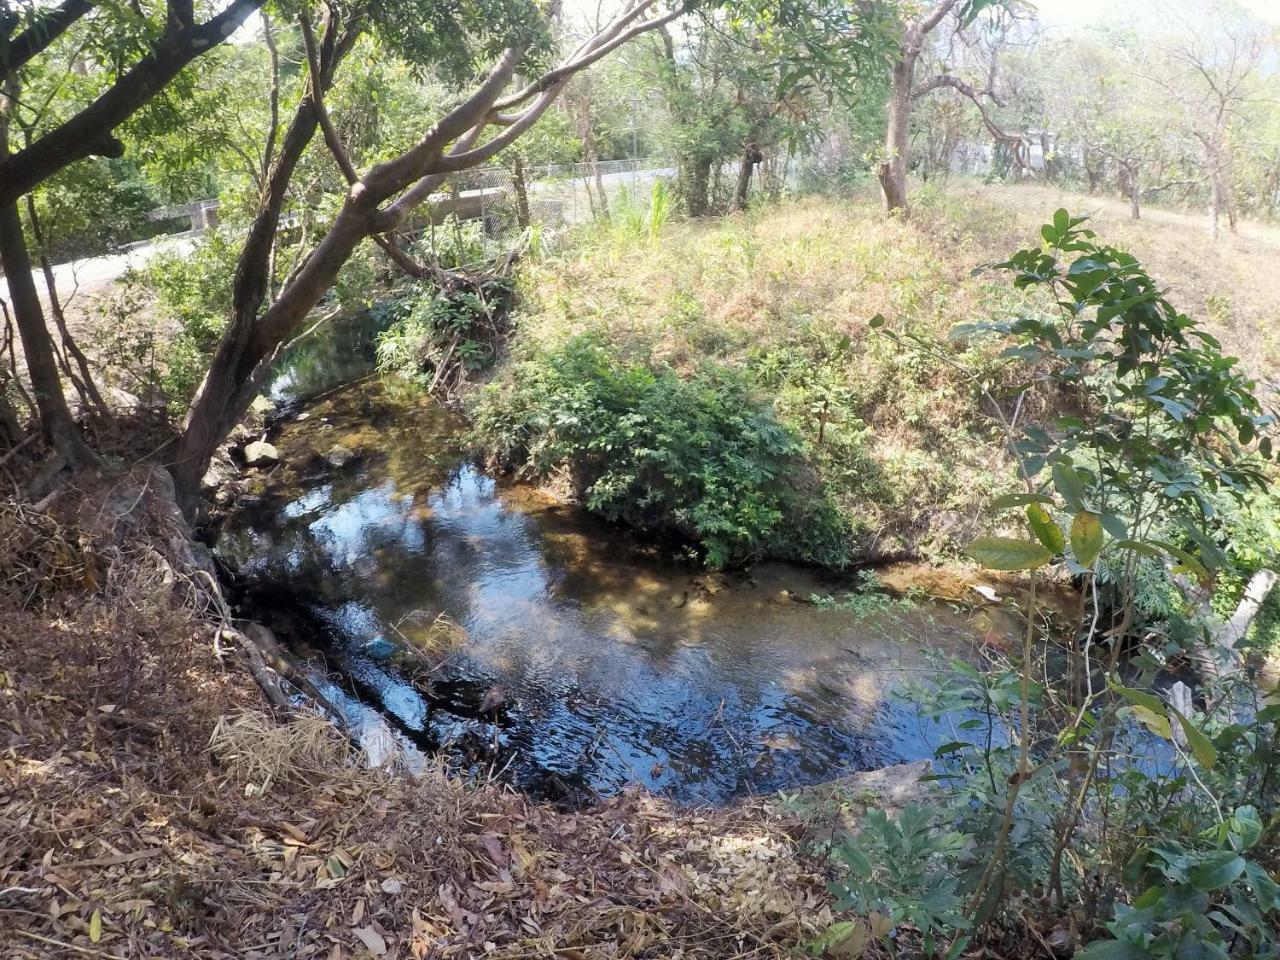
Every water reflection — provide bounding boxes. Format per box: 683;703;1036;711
221;320;1002;804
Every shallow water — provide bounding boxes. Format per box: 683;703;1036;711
220;317;1013;804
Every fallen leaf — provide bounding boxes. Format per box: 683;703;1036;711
352;925;387;956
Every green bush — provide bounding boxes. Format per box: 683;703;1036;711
376;275;516;390
471;334;848;567
121;229;242;408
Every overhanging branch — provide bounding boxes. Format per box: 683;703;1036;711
0;0;264;207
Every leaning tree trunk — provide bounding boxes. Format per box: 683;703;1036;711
878;56;914;214
169;13;357;513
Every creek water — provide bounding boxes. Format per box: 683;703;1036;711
218;316;1015;805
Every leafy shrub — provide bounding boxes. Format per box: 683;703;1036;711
817;805;972;958
816;211;1280;958
376;276;516;390
121;229;243;408
471;334;847;567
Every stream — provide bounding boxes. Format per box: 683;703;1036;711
217;315;1018;805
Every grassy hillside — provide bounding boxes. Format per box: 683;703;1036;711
468;186;1278;568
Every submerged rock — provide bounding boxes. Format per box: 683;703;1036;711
325;444;357;468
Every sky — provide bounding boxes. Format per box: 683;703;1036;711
1033;0;1280;27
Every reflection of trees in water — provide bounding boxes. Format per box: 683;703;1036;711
232;344;981;801
268;311;388;404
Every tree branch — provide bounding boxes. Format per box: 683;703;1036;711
0;0;93;82
0;0;264;207
299;10;357;185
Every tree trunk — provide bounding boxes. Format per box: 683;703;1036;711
170;197;372;513
510;153;531;228
0;202;97;467
0;386;22;449
1209;167;1222;241
574;84;608;220
1084;151;1103;194
25;193;111;420
169;18;353;513
878;55;913;214
1122;162;1140;220
733;144;760;211
681;157;712;217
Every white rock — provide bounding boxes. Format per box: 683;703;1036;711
243;440;279;467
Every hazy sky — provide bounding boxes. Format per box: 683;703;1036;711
1034;0;1280;26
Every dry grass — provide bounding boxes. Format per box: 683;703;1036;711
502;185;1280;562
968;181;1280;380
209;711;359;792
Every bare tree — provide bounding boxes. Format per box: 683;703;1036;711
1152;11;1267;239
877;0;1020;213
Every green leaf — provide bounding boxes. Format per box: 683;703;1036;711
989;492;1054;510
1245;861;1279;910
1100;513;1129;539
1112;683;1165;714
1052;462;1089;512
1070;511;1104;568
869;313;886;329
1151;540;1212;586
1133;885;1165;909
89;908;102;944
1188;852;1246;892
1171;708;1217;770
964;537;1053;571
1230;806;1263;851
1113;539;1164;560
1026;503;1065;554
1132;705;1172;740
1076;939;1151;959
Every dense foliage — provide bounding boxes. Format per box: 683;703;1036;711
814;212;1280;958
472;334;848;567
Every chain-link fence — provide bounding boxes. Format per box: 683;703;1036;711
392;157;674;267
431;157;673;224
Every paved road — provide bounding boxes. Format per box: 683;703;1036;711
24;165;678;303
